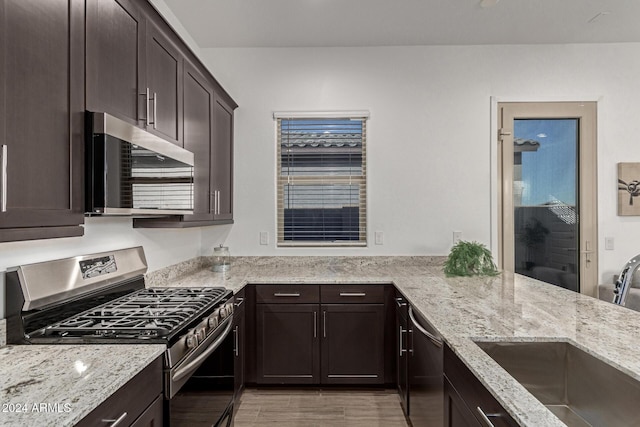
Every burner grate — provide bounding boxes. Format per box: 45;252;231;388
43;287;228;338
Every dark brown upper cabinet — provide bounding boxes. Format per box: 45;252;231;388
212;94;234;221
86;0;183;147
145;22;183;146
182;61;214;221
0;0;85;243
86;0;145;127
134;70;236;227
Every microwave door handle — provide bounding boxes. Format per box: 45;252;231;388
171;316;233;382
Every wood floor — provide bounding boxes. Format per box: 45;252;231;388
234;388;410;427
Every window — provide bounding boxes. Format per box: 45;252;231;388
275;112;368;247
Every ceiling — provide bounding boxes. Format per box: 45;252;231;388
162;0;640;48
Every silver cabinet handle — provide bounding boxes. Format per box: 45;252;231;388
395;297;406;308
339;292;366;297
0;145;6;212
476;406;500;427
209;193;216;214
216;190;221;214
102;412;127;427
273;292;301;297
399;326;407;356
145;87;151;126
313;311;317;338
408;306;442;348
152;92;157;129
234;297;244;308
234;326;239;357
323;311;327;338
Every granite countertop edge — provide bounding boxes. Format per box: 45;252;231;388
146;256;640;427
0;344;165;427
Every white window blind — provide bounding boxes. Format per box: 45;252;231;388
276;115;367;247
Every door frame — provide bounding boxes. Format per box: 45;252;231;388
490;97;599;296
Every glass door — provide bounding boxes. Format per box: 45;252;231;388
499;102;597;296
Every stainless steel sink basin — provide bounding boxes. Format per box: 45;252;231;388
474;341;640;427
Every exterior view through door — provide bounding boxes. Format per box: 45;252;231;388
498;102;598;296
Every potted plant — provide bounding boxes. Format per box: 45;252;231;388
444;240;499;277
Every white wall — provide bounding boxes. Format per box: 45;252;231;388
0;218;231;318
198;43;640;283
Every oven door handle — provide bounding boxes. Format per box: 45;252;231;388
171;315;234;383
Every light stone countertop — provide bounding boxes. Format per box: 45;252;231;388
147;256;640;427
0;344;165;427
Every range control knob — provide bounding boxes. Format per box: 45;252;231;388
219;306;228;319
208;312;220;329
185;333;198;349
195;327;206;342
226;302;234;316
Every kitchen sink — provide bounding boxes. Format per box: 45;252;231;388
474;341;640;427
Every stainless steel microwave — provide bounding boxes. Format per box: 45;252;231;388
85;112;194;216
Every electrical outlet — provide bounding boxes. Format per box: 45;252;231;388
453;231;463;244
375;231;384;245
259;231;269;245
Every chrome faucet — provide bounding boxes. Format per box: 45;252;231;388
613;254;640;306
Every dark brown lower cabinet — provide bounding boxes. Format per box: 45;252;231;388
321;304;385;384
254;284;389;386
444;378;481;427
76;356;163;427
256;304;320;384
444;344;519;427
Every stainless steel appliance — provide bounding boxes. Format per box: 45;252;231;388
5;247;235;427
408;305;443;427
613;253;640;307
85;112;195;216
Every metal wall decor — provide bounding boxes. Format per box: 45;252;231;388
618;162;640;215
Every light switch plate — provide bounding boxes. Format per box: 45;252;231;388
453;231;463;244
605;236;614;250
260;231;269;245
375;231;384;245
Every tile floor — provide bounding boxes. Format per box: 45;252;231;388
234;388;409;427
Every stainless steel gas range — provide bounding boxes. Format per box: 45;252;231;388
5;246;236;427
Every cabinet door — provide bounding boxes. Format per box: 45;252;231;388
256;304;319;384
0;0;84;242
444;379;481;427
212;93;234;221
444;345;518;427
146;23;182;145
321;304;385;384
182;61;214;221
86;0;145;126
130;395;163;427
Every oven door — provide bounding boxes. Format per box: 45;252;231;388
167;315;235;427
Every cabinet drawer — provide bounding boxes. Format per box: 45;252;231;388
76;356;163;427
321;285;384;304
444;345;518;427
255;284;319;304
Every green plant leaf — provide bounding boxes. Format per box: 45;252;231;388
444;240;499;277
